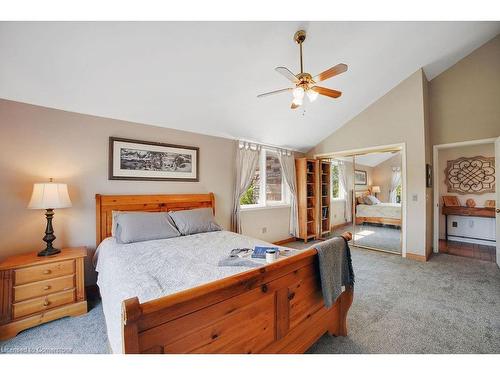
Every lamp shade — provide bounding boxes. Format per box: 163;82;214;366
28;183;72;209
371;186;381;193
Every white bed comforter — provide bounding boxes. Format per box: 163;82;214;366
356;202;401;219
95;231;290;353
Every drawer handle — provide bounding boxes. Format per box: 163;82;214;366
43;285;51;291
43;300;50;307
43;270;51;275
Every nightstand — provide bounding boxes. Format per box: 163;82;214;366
0;247;88;340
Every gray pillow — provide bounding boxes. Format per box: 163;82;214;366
115;212;180;244
112;211;135;237
364;195;381;205
168;208;222;236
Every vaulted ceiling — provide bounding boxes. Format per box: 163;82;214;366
0;22;499;151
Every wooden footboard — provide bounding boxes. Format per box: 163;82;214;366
121;233;354;354
355;216;401;226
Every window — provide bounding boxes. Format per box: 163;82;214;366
331;161;344;199
240;149;290;208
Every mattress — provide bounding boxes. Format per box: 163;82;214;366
94;230;292;354
356;203;401;220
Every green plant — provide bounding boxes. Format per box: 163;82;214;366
332;164;339;198
240;185;257;205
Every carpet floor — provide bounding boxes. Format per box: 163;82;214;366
330;224;401;253
1;247;499;354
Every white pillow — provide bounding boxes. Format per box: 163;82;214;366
363;195;381;205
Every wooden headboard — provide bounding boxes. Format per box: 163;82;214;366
95;193;215;246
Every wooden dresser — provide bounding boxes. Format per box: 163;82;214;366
0;247;87;340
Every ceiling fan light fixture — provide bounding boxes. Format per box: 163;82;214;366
257;30;347;110
292;86;305;100
306;89;319;102
292;97;303;106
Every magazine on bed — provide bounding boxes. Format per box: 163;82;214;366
251;246;279;259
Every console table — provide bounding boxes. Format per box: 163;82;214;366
442;206;496;242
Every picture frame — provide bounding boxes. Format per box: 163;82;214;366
354;169;367;185
109;137;199;181
426;163;432;188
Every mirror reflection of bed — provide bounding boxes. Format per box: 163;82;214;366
354;190;401;253
329;150;402;254
353;151;402;253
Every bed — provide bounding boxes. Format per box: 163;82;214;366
354;190;401;227
95;193;353;354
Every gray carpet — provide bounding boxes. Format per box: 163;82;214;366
1;247;499;354
0;299;109;354
330;224;401;253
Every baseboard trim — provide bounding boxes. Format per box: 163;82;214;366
273;237;296;245
331;222;352;231
406;252;428;262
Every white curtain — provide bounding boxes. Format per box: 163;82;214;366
231;142;260;233
338;160;353;222
278;150;299;237
389;167;402;203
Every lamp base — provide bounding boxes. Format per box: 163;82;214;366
38;247;61;257
37;208;60;257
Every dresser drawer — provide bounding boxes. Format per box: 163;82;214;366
12;289;76;320
14;260;75;285
13;274;75;302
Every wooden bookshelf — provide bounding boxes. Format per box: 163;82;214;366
295;158;319;243
319;160;331;238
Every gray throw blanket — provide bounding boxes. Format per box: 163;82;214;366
312;236;355;308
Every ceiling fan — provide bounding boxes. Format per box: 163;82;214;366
257;30;348;109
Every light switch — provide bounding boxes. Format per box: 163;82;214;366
412;194;418;202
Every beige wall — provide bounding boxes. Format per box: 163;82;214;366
428;34;499;255
423;73;433;257
430;34;500;146
240;206;291;242
0;99;293;284
308;69;429;256
437;143;496;239
371;153;402;202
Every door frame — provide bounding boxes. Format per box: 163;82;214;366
432;137;498;253
314;142;407;257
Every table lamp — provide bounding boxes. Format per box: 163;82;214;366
371;186;381;198
28;179;72;256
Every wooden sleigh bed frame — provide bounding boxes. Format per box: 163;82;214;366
96;193;353;354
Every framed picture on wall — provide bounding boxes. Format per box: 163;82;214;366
426;163;432;188
109;137;199;181
354;170;367;185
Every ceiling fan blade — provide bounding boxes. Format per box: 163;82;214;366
291;102;301;109
275;67;299;83
257;87;293;98
311;86;342;98
313;63;348;83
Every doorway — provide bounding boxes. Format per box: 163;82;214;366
433;138;499;265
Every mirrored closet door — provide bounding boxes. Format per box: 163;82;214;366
327;156;355;240
352;151;402;253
